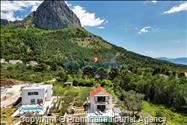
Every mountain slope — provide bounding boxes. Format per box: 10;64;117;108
0;0;81;30
33;0;81;29
1;27;186;72
0;0;186;73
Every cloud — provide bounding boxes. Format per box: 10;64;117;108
97;26;105;29
164;2;187;14
138;26;151;34
31;1;43;11
1;1;43;21
144;0;158;4
72;5;106;27
65;1;72;7
150;0;158;4
1;1;107;27
1;10;22;21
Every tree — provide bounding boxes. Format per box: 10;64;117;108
109;67;119;80
83;65;93;79
122;90;144;116
57;68;66;81
100;80;113;87
97;67;108;80
67;75;73;82
51;63;59;71
172;84;187;112
77;68;83;78
34;63;50;72
112;76;122;87
178;72;185;78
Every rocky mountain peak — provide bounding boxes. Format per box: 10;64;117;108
32;0;81;29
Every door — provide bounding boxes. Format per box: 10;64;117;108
31;99;36;104
37;99;43;104
97;105;106;112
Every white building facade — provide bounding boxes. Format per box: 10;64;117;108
90;87;112;113
21;84;52;105
9;60;23;64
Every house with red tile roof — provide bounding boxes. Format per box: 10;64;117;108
89;87;113;114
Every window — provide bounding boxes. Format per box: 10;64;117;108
28;92;33;95
34;92;38;95
28;92;39;95
37;99;43;104
31;99;36;104
97;105;106;112
97;96;106;102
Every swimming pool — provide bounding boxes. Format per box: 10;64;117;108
20;106;43;113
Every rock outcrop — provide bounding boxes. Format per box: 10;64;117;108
32;0;81;29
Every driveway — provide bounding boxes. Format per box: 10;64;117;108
1;84;25;108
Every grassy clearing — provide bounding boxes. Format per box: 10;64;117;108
53;83;91;100
142;101;187;125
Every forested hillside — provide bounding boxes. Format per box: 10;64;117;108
1;1;187;124
1;26;187;116
1;27;186;72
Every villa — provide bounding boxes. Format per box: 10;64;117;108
21;84;52;105
0;58;7;64
86;87;114;122
12;84;53;116
27;61;38;66
87;87;121;122
184;72;187;77
90;87;113;113
9;60;23;65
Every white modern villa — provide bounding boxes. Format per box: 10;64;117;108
12;84;53;116
22;84;52;105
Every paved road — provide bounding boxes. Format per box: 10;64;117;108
1;84;25;108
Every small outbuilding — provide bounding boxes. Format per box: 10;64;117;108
63;82;73;86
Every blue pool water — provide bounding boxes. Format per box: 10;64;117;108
20;107;43;113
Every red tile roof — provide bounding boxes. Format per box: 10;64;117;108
90;87;112;96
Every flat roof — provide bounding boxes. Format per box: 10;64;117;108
22;84;52;90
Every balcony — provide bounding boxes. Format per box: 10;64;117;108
94;96;109;104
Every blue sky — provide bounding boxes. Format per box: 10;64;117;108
1;1;187;58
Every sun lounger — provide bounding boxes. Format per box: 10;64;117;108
98;110;103;115
94;111;99;115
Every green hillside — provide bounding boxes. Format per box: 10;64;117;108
1;1;187;124
1;26;187;123
1;27;186;72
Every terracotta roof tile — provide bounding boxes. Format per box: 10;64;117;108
90;87;112;96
